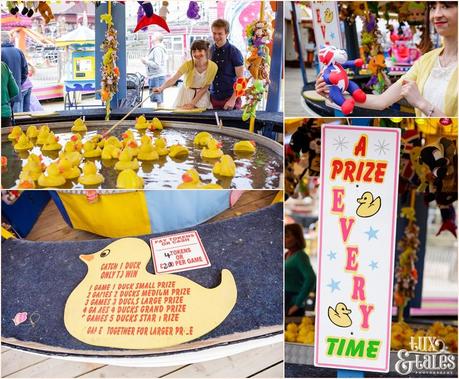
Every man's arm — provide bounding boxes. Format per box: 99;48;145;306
20;51;28;85
223;65;244;110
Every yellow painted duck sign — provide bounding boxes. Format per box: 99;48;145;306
64;238;237;349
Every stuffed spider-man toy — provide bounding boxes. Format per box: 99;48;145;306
319;45;366;115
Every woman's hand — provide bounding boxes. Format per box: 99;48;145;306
181;103;196;109
400;80;424;108
287;304;300;316
152;87;162;94
315;73;329;98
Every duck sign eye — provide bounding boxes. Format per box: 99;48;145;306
100;249;111;258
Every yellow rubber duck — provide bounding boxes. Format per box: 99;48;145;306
60;142;82;166
64;238;236;349
104;136;122;148
114;149;139;171
201;139;223;159
135;115;150;130
177;169;223;189
89;134;105;149
356;191;381;218
328;302;352;328
17;174;36;189
69;134;83;151
213;155;236;177
14;133;34;151
234;140;256;154
121;130;135;143
20;154;45;181
124;139;139;157
116;169;144;189
26;125;39;139
168;144;189;159
57;157;81;180
41;133;62;152
71;117;88;133
101;144;121;160
36;125;50;145
82;140;102;158
38;163;66;187
155;137;169;156
7;126;23;141
78;162;104;186
193;131;213;147
149;117;163;131
138;135;159;161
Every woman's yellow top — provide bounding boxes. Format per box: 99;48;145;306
400;47;458;117
178;60;218;89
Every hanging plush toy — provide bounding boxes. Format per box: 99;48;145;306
37;1;54;24
187;1;200;20
7;1;20;15
319;45;366;115
159;1;169;21
134;1;170;33
21;1;35;17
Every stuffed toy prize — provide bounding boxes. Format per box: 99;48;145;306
319;45;366;115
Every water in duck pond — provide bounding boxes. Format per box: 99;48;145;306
1;125;282;189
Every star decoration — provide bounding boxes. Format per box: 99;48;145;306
369;260;379;270
327;279;341;292
327;250;337;260
333;136;349;152
374;139;390;155
365;226;379;240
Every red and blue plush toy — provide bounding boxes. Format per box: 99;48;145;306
319;45;366;115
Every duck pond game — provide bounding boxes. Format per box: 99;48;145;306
1;117;283;190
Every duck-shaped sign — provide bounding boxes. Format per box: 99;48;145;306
328;302;352;328
356;191;381;218
64;238;237;349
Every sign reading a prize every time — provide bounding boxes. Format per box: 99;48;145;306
315;125;400;372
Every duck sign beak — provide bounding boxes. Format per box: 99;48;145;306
79;254;94;263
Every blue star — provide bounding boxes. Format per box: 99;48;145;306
365;226;379;240
327;279;341;292
369;260;379;270
327;250;337;260
330;32;336;40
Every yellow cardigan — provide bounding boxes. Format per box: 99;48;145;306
177;60;218;89
399;48;458;117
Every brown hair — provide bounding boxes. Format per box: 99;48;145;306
211;19;230;34
190;39;210;60
285;223;306;250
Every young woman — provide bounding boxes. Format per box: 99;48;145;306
316;2;458;117
153;39;217;109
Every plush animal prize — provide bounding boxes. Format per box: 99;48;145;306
37;1;54;24
319;45;366;115
134;1;170;33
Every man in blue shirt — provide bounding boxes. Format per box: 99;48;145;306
210;19;244;110
1;31;28;113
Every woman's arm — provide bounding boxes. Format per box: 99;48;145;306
154;70;182;93
182;85;211;109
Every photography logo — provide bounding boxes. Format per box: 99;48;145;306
395;336;457;376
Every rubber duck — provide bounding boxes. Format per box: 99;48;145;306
213;155;236;177
69;134;83;151
82;140;102;158
155;137;169;156
138;135;159;161
36;125;51;145
193;131;212;147
41;133;62;152
57;157;81;180
38;163;66;187
60;141;82;166
116;169;144;189
135;115;149;130
234;140;256;154
14;133;34;151
121;130;135;143
71;117;88;133
177;169;223;189
20;154;45;181
78;162;104;186
124;139;139;157
101;143;121;160
17;174;36;189
328;303;352;328
356;191;381;218
89;134;105;149
149;117;163;131
104;136;122;148
168;144;189;159
201;139;223;159
7;126;23;141
114;149;139;171
64;238;236;349
26;125;39;139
